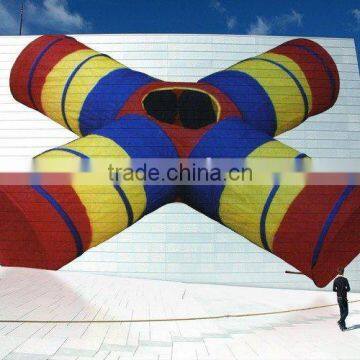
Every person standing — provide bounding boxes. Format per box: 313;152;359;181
333;267;351;331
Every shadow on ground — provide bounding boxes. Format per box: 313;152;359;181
347;324;360;331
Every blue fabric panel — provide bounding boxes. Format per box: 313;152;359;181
93;115;178;213
190;117;271;159
93;115;178;159
200;70;276;136
184;117;272;220
79;68;155;135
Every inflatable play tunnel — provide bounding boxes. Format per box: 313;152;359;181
2;34;359;288
183;118;360;287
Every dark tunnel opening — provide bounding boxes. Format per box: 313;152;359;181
143;89;218;129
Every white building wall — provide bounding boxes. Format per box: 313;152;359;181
0;34;359;291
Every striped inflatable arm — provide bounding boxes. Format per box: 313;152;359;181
10;35;157;136
183;118;360;287
200;38;340;136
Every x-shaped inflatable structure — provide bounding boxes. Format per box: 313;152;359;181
1;35;360;287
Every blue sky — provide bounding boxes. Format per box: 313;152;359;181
0;0;359;58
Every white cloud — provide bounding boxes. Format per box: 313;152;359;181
27;0;91;32
247;16;270;35
210;0;238;31
226;16;237;30
211;0;227;15
0;0;90;35
353;8;360;22
0;1;20;35
353;8;360;30
276;10;302;29
247;10;303;35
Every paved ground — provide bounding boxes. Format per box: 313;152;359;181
0;268;359;359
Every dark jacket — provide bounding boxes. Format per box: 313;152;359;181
333;276;350;300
